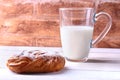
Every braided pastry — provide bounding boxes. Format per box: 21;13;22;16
7;50;65;73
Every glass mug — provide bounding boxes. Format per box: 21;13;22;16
59;8;112;62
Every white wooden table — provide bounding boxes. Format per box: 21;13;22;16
0;46;120;80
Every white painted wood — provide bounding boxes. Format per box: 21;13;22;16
0;46;120;80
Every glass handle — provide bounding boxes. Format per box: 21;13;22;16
92;12;112;46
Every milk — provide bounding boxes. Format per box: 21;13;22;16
60;26;93;60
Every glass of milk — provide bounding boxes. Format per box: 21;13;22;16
59;8;112;62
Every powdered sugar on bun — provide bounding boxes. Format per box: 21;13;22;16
16;50;62;59
7;50;65;73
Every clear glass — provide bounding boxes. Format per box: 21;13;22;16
59;8;112;62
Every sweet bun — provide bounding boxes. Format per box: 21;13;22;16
7;50;65;73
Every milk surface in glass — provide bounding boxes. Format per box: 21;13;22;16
60;26;93;60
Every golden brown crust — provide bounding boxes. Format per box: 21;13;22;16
7;50;65;73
